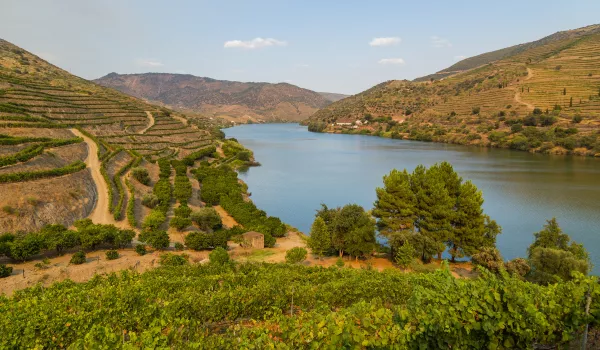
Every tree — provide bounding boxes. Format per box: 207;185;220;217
113;229;135;248
139;230;170;250
372;169;417;236
308;217;331;259
105;250;119;260
190;208;222;231
184;231;212;250
9;233;45;261
394;241;415;268
285;247;307;264
569;97;573;107
449;181;485;261
505;258;530;278
132;167;150;185
40;224;79;254
527;218;590;284
209;247;230;265
169;217;192;231
141;193;159;208
471;247;504;274
70;251;86;265
332;204;375;259
142;210;166;231
159;253;188;266
0;264;12;278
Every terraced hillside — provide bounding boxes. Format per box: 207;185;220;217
307;25;600;157
94;73;332;123
0;39;219;232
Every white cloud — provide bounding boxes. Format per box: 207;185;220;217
136;59;164;67
431;36;452;48
369;37;401;46
224;37;287;49
378;58;406;65
454;55;467;61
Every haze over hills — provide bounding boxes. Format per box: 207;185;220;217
307;24;600;157
94;73;333;123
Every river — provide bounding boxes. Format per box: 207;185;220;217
225;123;600;273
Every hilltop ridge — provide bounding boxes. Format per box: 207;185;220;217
94;72;333;123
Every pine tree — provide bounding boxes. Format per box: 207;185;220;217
308;216;331;259
372;169;417;236
569;97;573;107
563;88;567;95
449;181;485;261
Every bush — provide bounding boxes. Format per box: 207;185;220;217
335;257;344;268
142;210;166;230
394;242;415;268
169;217;192;231
138;230;170;250
132;167;150;185
105;250;119;260
70;251;86;265
209;247;230;265
159;253;188;266
141;193;159;209
190;208;222;231
471;107;480;115
0;264;12;278
135;244;147;256
471;247;504;274
285;247;307;264
572;115;583;123
184;231;213;251
174;242;184;251
174;205;192;218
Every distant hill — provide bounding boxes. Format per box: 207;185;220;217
319;92;349;102
94;73;331;122
307;24;600;157
414;24;600;82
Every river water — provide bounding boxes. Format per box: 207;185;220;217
225;123;600;273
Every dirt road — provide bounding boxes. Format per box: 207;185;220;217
138;111;155;134
513;68;535;110
70;129;124;227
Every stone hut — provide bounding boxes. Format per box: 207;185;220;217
242;231;264;249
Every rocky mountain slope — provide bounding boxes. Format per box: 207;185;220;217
306;24;600;157
94;73;332;122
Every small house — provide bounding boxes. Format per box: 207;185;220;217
335;118;354;126
242;231;264;249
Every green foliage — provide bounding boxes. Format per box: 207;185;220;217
320;203;376;259
138;230;170;250
169;217;191;231
471;247;505;274
159;253;188;266
69;251;86;265
394;241;415;268
141;193;159;209
181;145;216;166
174;205;192;218
527;218;590;284
125;178;137;227
0;264;12;278
174;242;184;251
142;210;166;231
0;160;85;183
131;167;150;185
105;250;119;260
307;216;331;258
1;263;595;348
285;247;307;264
335;257;345;267
184;231;227;251
135;244;147;256
209;247;230;265
190;207;222;231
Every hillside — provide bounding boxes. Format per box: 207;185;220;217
414;24;600;82
0;39;219;232
307;24;600;157
94;73;331;123
319;91;349;102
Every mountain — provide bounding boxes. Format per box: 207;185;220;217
0;39;219;232
94;73;331;123
319;92;350;102
414;24;600;82
306;24;600;157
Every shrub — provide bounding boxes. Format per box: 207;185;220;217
511;123;523;133
471;107;480;115
135;244;147;256
532;108;543;115
0;264;12;278
394;242;415;268
572;115;583;123
105;250;119;260
169;217;192;231
190;208;222;231
138;230;170;250
174;205;192;218
237;151;251;161
285;247;307;264
159;253;188;266
141;193;159;209
505;258;530;277
523;115;537;126
209;247;230;265
2;205;16;215
70;251;86;265
142;210;166;230
471;247;504;274
335;257;344;268
184;231;212;251
174;242;184;251
131;167;150;185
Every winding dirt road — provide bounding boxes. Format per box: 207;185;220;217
138;111;155;134
513;68;535;110
70;129;124;227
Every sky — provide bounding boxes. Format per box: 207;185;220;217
2;1;600;95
